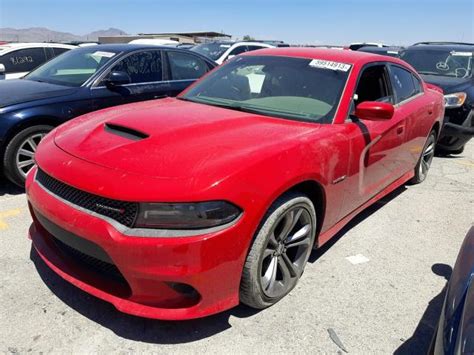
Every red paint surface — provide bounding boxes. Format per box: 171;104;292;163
27;49;444;319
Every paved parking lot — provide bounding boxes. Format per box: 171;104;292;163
1;142;472;354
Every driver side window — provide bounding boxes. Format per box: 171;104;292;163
354;64;394;107
107;50;162;84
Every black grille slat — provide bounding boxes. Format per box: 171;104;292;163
36;168;138;227
53;237;127;283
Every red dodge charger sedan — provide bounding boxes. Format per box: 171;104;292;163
26;48;444;320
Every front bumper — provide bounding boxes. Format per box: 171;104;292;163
26;167;248;320
437;108;474;151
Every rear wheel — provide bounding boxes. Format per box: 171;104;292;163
411;130;436;184
3;125;53;187
240;193;316;309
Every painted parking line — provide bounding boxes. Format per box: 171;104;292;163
0;208;22;230
454;160;474;168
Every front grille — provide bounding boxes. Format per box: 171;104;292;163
34;209;132;297
36;168;138;227
53;237;127;283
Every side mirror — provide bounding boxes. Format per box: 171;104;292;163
355;101;394;121
0;64;5;75
104;71;131;89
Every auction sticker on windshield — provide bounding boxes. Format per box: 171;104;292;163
451;51;473;57
309;59;351;72
92;51;116;58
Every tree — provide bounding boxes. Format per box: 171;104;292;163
243;35;254;41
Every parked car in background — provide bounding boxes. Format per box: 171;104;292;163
349;42;388;51
0;44;216;186
400;42;474;154
191;41;274;64
358;46;403;58
26;48;444;320
0;43;75;80
430;226;474;355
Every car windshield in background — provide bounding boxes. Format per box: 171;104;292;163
191;42;232;61
182;56;351;123
401;49;473;78
25;48;118;87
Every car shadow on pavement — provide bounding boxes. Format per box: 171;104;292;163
394;263;452;355
308;184;407;263
0;177;24;196
29;184;409;344
29;247;260;344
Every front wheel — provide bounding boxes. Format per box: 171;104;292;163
240;193;317;309
411;130;436;184
3;125;53;187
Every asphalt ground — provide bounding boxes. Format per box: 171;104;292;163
1;142;472;354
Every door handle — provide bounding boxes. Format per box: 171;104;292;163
396;126;405;135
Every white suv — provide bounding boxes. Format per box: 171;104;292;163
0;43;76;80
191;41;274;65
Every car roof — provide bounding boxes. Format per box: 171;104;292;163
242;47;407;66
0;42;76;49
358;46;403;52
406;42;474;51
69;43;216;66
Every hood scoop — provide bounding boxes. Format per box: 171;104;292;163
104;123;149;141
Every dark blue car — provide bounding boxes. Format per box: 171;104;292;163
0;44;216;186
400;42;474;155
431;227;474;354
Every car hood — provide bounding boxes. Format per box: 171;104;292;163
420;74;472;94
0;79;77;108
54;98;319;180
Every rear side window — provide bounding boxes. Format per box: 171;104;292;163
413;75;423;94
111;50;162;83
247;45;266;52
167;51;209;80
52;47;71;56
390;66;418;103
229;45;248;56
0;48;47;74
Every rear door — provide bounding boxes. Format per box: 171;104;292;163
388;64;433;168
90;49;169;110
163;50;213;96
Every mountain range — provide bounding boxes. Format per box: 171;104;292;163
0;27;127;43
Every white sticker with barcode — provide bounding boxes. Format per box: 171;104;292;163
92;51;116;58
451;51;472;57
309;59;351;72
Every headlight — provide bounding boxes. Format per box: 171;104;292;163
135;201;241;229
444;92;467;108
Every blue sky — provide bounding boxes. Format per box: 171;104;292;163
0;0;472;45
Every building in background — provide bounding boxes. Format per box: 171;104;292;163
99;31;232;44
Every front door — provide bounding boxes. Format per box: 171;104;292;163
338;63;408;217
90;49;170;110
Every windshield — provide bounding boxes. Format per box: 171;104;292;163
401;49;473;78
191;42;233;61
182;55;351;123
25;48;118;87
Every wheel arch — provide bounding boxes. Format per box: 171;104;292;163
1;115;61;152
432;121;441;140
280;180;326;245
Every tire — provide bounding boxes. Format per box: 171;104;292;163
240;192;317;309
436;146;464;156
411;130;436;184
449;146;465;155
3;125;53;187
